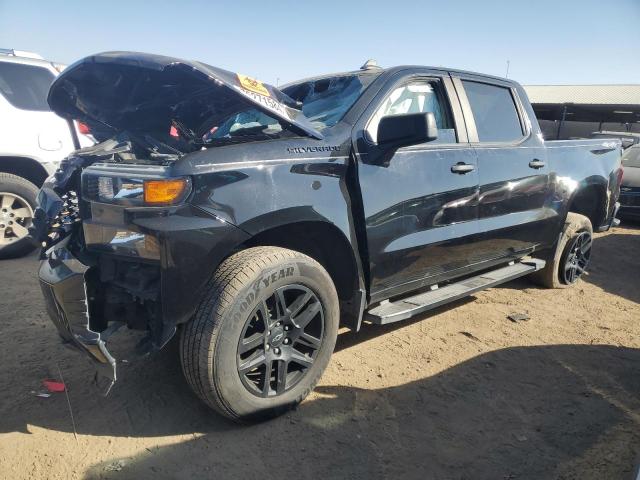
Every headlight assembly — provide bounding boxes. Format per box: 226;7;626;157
83;175;191;206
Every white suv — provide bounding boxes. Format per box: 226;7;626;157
0;49;93;258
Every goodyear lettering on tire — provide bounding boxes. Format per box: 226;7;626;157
232;264;298;322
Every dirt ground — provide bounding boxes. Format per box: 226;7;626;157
0;224;639;480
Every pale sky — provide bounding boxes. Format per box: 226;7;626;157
1;0;638;85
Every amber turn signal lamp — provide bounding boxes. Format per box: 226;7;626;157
143;178;189;205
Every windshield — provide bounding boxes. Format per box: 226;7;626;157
203;108;289;145
201;72;379;146
282;72;379;130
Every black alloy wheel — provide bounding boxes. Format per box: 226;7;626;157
181;246;339;422
561;230;592;284
237;284;324;397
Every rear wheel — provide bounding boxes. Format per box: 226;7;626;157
180;246;339;422
530;212;593;289
0;173;38;259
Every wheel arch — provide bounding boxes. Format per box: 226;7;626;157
241;219;364;329
566;180;608;229
0;156;49;188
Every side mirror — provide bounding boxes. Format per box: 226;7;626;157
377;112;438;150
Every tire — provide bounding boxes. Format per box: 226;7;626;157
0;173;38;260
180;246;339;422
530;212;593;289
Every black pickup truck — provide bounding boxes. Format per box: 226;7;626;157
33;52;622;422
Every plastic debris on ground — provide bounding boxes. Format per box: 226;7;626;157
42;379;66;393
104;460;126;472
30;391;51;398
507;312;530;323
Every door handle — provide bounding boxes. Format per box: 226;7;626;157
529;159;546;169
451;162;475;174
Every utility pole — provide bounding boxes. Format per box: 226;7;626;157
505;60;510;78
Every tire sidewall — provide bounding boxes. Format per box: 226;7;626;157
212;257;339;420
0;175;38;259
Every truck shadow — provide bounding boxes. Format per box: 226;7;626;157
490;225;640;304
579;225;640;304
1;229;638;478
4;341;639;479
335;296;476;352
76;344;639;480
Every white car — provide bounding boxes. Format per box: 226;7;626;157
0;49;93;258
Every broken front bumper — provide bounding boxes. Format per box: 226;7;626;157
34;158;252;392
608;201;621;229
38;236;118;391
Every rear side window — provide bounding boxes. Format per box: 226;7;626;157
0;62;54;111
462;80;524;142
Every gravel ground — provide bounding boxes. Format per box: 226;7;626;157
0;224;638;480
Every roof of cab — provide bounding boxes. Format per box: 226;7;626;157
282;64;515;88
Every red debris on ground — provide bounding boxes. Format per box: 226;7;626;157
42;379;66;393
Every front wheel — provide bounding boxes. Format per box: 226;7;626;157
530;212;593;289
180;246;339;422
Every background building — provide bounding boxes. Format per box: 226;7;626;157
524;84;640;140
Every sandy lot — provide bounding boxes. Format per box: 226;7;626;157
0;224;639;480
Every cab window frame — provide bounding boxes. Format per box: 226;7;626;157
452;75;531;146
360;72;468;149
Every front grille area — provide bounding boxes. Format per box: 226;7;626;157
84;175;99;200
43;191;81;249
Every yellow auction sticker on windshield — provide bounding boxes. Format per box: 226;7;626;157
237;74;270;97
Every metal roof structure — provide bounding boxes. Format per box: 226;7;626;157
523;84;640;125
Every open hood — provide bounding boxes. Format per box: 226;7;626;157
48;51;323;141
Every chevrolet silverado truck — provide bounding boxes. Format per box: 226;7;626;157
33;52;622;422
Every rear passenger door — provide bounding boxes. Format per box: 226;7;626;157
452;75;557;262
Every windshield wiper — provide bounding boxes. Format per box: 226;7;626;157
137;133;184;157
171;119;198;142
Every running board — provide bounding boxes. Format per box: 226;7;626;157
365;259;545;325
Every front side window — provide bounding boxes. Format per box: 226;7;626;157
462;80;524;143
0;62;55;111
366;80;457;144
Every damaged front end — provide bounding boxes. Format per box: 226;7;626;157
34;50;320;393
34;143;171;393
34;138;249;393
39;236;118;391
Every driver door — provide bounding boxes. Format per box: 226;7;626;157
353;72;480;303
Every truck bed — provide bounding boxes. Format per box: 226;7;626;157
545;138;622;230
